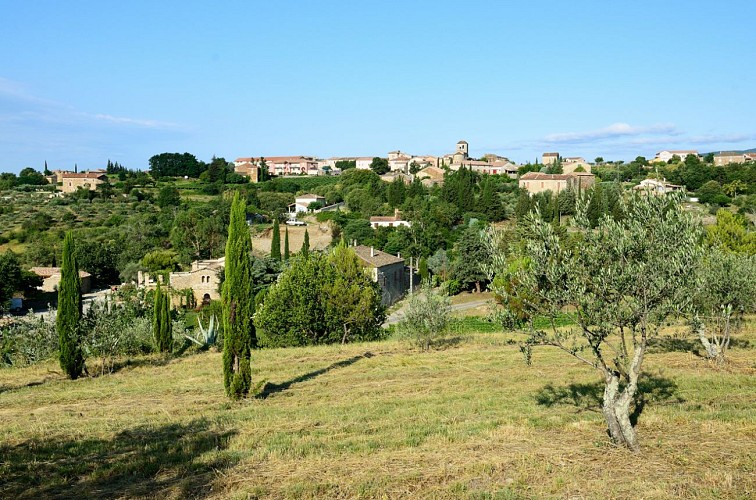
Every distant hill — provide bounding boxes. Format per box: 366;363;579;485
703;147;756;155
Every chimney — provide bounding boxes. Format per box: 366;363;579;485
370;247;375;257
394;208;400;219
397;252;401;258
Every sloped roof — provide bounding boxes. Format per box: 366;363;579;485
353;245;405;268
29;267;91;278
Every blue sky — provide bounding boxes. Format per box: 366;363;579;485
1;1;755;173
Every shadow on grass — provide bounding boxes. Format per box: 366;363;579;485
648;336;752;355
0;376;56;394
0;418;237;499
535;373;684;426
256;352;373;400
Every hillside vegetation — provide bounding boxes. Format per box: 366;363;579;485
2;328;754;498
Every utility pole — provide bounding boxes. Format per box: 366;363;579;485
409;256;414;295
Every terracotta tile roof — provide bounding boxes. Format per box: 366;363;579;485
520;172;572;181
543;152;559;157
353;245;405;268
29;267;91;278
61;172;106;179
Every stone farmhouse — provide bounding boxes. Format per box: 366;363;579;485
58;172;107;193
379;171;413;184
562;157;592;173
519;172;595;195
136;257;225;307
352;245;408;306
415;166;446;186
714;152;756;166
542;152;559;165
29;267;92;293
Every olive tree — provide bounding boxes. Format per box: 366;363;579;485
395;280;451;351
486;193;701;451
691;249;756;362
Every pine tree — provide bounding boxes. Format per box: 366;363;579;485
222;192;254;399
284;227;290;260
270;219;281;261
57;231;84;379
301;229;310;258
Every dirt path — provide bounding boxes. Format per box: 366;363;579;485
383;296;491;326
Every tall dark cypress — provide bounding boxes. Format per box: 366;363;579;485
270;219;281;261
301;229;310;259
284;227;290;260
222;193;254;399
57;231;84;379
153;282;165;351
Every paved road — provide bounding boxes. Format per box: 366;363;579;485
24;288;112;320
383;297;491;326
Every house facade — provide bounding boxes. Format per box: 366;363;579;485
353;245;407;306
29;267;92;293
714;152;755;166
369;209;411;229
632;178;683;195
59;173;107;193
654;150;699;163
289;194;327;213
136;257;225;307
519;172;595;195
542;152;559;165
562;157;592;174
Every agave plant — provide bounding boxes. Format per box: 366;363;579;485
185;314;217;349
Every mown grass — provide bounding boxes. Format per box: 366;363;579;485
1;327;754;499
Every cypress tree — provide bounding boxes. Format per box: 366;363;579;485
161;287;173;352
153;282;169;352
270;219;281;261
419;257;429;282
301;229;310;258
57;231;84;379
284;227;290;260
222;192;254;399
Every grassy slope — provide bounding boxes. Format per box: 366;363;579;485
1;330;754;499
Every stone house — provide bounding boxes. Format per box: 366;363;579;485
59;173;107;193
542;152;559;165
353;245;407;306
136;257;225;307
713;152;754;166
562;157;592;174
29;267;92;293
416;166;446;186
519;172;596;195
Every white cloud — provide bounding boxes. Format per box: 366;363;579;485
544;122;680;144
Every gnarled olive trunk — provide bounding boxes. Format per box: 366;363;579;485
601;342;645;452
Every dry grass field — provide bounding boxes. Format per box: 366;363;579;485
1;327;754;499
250;219;333;257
